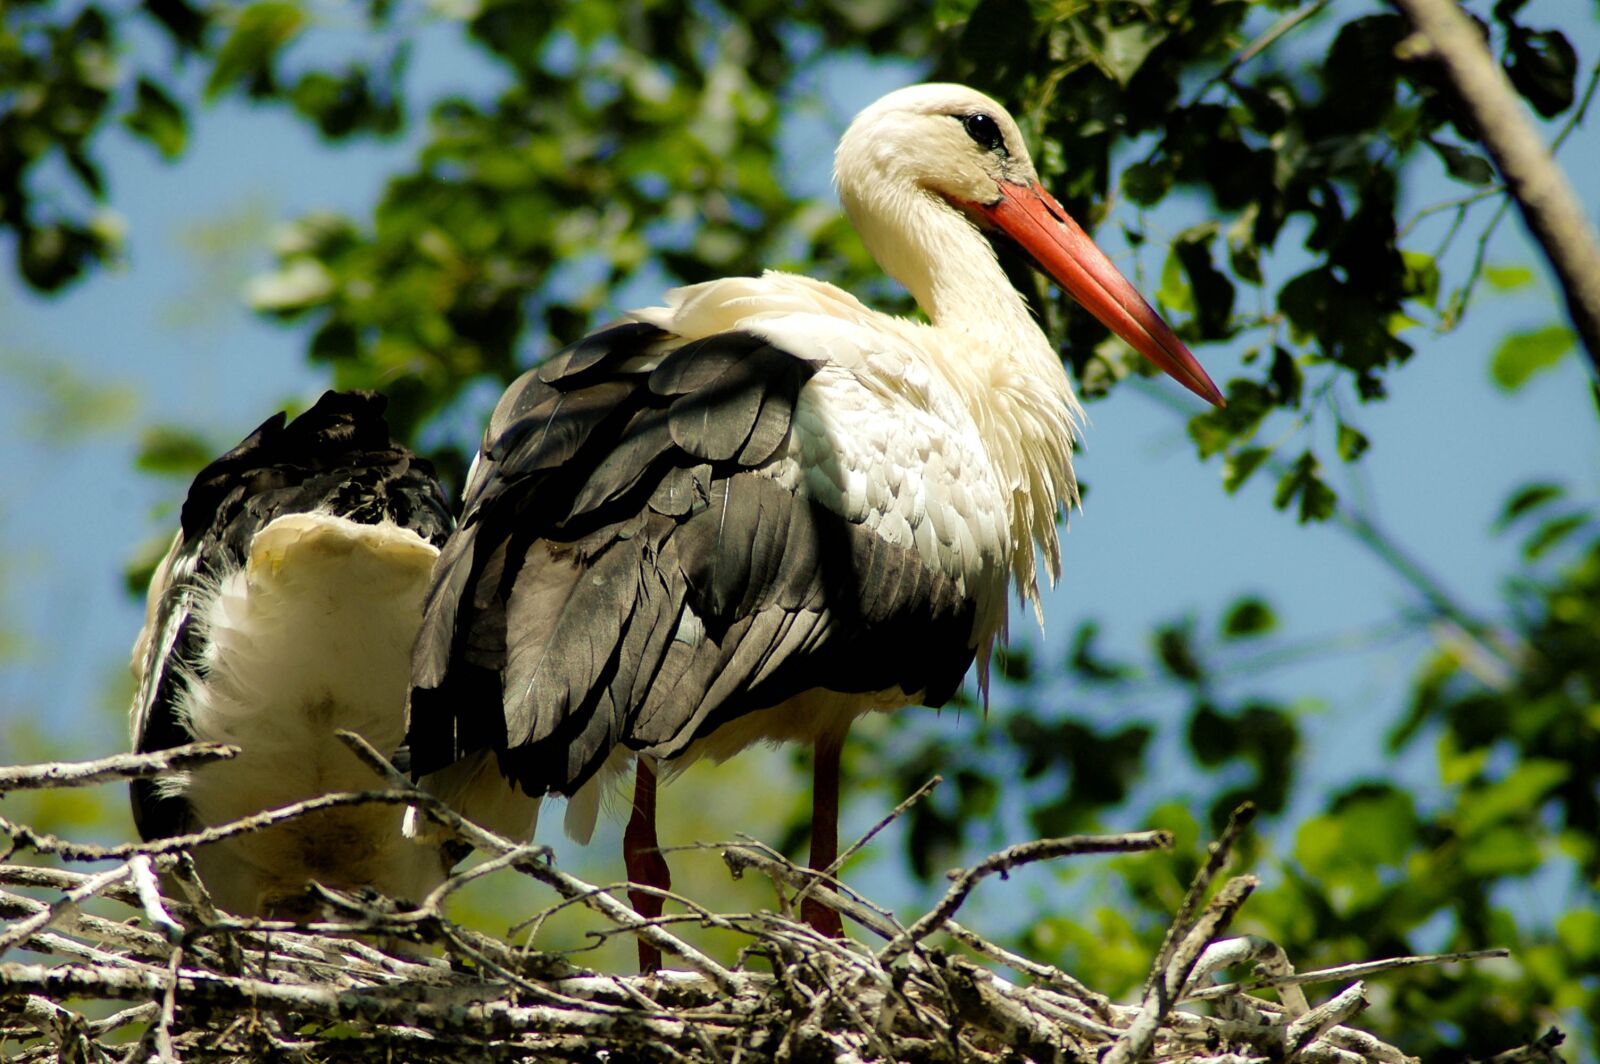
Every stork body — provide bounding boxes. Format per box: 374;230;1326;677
407;84;1220;962
130;391;456;918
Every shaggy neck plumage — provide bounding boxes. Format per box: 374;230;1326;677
845;179;1082;617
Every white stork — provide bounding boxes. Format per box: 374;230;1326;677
406;83;1222;967
129;391;457;919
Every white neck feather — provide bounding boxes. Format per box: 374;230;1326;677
847;180;1083;617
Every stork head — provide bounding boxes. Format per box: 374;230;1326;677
835;83;1223;407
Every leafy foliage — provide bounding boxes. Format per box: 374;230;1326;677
3;0;1596;1057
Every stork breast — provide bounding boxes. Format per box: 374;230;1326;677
759;361;1010;612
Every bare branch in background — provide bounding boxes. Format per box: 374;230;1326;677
1395;0;1600;375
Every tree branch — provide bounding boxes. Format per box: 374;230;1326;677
0;743;237;793
1395;0;1600;375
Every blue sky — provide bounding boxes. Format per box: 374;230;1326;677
0;4;1595;921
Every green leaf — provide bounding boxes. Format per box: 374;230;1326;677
1557;909;1600;963
1460;824;1543;876
206;1;307;100
994;645;1031;682
1497;482;1564;528
1490;324;1575;391
933;0;980;27
1427;138;1495;186
1295;787;1418;880
1094;20;1168;87
1175;227;1235;339
1268;346;1302;405
135;425;213;476
1188;379;1272;458
1154;623;1203;683
1273;451;1337;523
1505;28;1577;117
1484;264;1535;291
1457;759;1570;837
1523;513;1588;561
1222;597;1277;640
123;77;188;159
1400;250;1440;307
1335;422;1369;462
1222;446;1269;493
1122;160;1173;207
1158;246;1192;314
1227;210;1262;286
1068;621;1135;684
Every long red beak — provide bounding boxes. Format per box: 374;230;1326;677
969;180;1225;407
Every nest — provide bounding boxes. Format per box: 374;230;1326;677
0;735;1552;1063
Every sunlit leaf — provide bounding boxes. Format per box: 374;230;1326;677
1490;324;1574;391
1456;759;1569;836
1483;264;1534;291
1400;250;1440;307
205;1;307;99
1158;246;1192;314
1335;422;1369;462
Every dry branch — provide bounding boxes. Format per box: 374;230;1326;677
0;749;1540;1063
0;745;237;794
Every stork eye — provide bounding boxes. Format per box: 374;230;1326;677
962;113;1006;154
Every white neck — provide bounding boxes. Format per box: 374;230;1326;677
846;182;1083;615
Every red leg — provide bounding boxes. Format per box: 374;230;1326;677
802;729;847;939
624;757;671;972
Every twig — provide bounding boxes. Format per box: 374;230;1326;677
1476;1027;1567;1063
721;844;903;941
0;861;134;957
154;947;184;1064
168;852;240;972
880;830;1173;963
792;775;941;914
1187;947;1510;1001
943;919;1114;1017
1183;934;1310;1016
332;730;745;995
1104;875;1259;1064
1146;801;1256;996
0;743;237;793
129;856;183;944
1285;982;1369;1062
0;790;426;862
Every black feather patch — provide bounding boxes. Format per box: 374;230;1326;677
408;323;980;802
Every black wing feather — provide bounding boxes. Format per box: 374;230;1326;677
408;323;980;800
